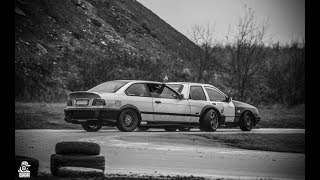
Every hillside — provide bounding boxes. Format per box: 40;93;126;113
15;0;200;101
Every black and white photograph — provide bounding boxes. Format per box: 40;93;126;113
15;0;305;179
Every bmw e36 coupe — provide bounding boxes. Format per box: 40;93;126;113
64;80;260;132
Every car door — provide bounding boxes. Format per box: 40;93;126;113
124;83;155;122
146;83;191;122
204;86;235;122
188;85;213;122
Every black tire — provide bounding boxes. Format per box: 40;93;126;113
178;128;190;131
239;111;254;131
50;154;105;176
201;109;219;132
56;167;105;178
164;127;177;132
16;155;39;177
136;126;149;132
55;141;100;156
199;125;206;131
81;122;102;132
117;109;139;132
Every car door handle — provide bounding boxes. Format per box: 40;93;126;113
155;101;161;104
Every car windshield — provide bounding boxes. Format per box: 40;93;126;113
167;84;183;93
88;81;128;93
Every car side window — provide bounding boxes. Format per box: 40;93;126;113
205;87;226;102
146;84;179;99
125;83;150;97
189;86;207;101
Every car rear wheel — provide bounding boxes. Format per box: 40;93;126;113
117;109;139;132
239;111;254;131
164;127;177;132
81;123;102;132
201;109;219;132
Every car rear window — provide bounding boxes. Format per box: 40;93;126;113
88;81;128;93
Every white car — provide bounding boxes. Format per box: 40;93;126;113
64;80;260;132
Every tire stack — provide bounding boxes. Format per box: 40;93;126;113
50;141;105;178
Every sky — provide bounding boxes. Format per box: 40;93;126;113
136;0;305;45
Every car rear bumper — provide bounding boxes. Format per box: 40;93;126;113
64;107;119;124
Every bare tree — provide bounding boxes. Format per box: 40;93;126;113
224;5;270;101
188;24;221;83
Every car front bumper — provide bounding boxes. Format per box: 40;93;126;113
254;115;261;125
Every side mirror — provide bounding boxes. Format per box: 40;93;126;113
226;96;232;102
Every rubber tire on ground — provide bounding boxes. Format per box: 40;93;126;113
164;127;177;132
55;141;100;156
136;126;149;132
199;125;206;131
117;109;139;132
239;111;254;131
50;154;105;176
201;109;219;132
81;122;102;132
56;167;105;178
16;155;39;177
178;128;191;131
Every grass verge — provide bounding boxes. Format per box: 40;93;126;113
15;102;80;129
257;104;305;128
193;133;305;153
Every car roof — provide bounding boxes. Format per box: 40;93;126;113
166;82;214;87
115;80;162;84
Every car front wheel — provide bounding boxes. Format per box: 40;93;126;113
201;109;219;132
239;111;254;131
117;109;139;132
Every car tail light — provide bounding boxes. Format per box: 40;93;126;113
92;99;106;106
67;99;72;106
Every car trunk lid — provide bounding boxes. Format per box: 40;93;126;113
68;91;102;107
68;91;101;99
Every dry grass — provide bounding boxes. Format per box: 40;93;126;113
257;104;305;128
193;133;305;153
15;102;79;129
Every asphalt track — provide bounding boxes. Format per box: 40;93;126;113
15;128;305;179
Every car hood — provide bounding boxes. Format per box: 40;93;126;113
232;100;256;109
